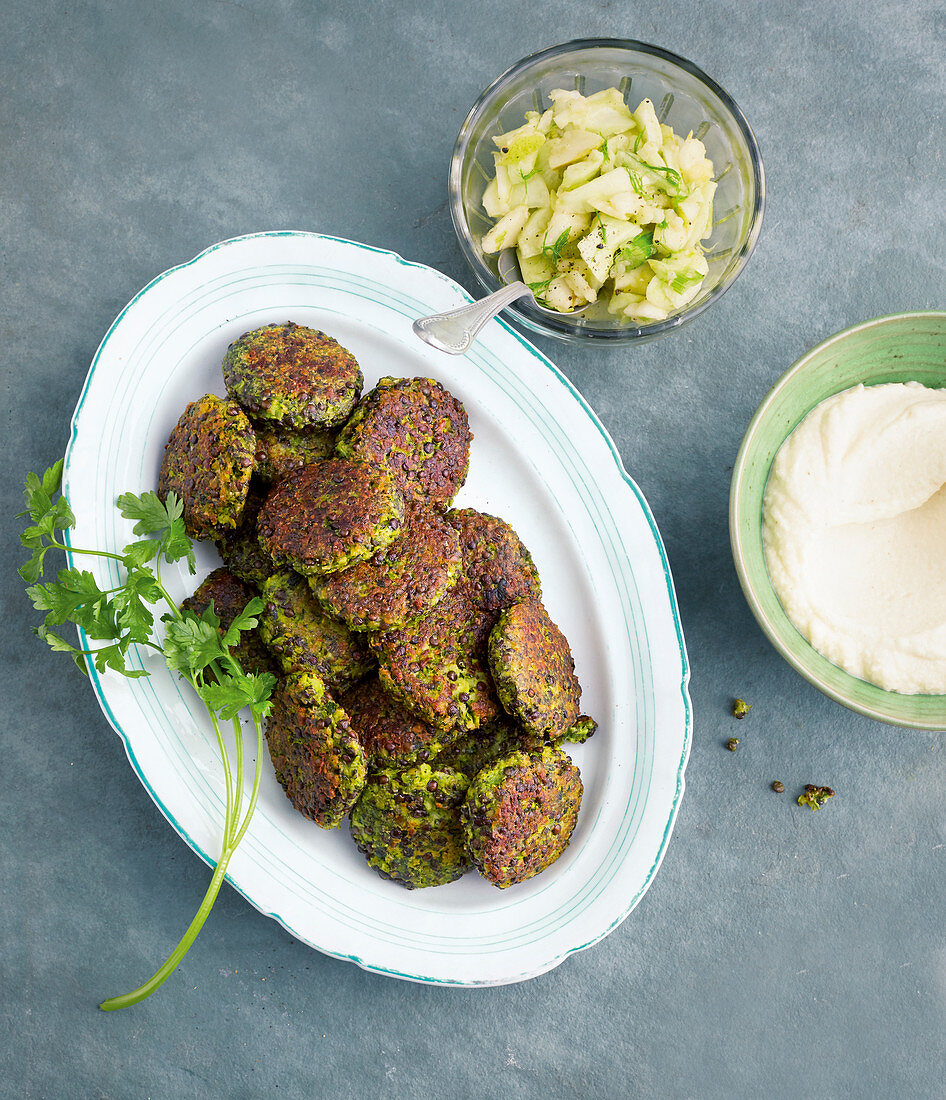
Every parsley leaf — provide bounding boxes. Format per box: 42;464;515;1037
18;460;76;582
118;491;195;572
27;567;106;625
199;671;277;723
122;538;164;570
162;609;227;680
220;597;265;651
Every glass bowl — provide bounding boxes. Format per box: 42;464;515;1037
729;311;946;730
449;38;765;345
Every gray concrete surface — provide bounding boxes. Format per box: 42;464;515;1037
2;2;944;1097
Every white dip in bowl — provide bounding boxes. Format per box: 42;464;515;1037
762;381;946;694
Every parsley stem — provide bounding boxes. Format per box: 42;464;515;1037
154;558;180;622
231;714;265;850
51;539;125;563
98;842;235;1011
229;716;245;849
69;641;161;658
98;711;266;1011
204;688;236;848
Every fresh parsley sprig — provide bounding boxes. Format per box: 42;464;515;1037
19;462;276;1010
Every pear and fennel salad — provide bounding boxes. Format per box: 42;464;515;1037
480;87;717;322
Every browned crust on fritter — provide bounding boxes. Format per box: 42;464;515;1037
253;422;337;483
223;322;363;428
157;393;255;539
257;458;405;576
447;508;542;613
461;746;582;888
311;505;462;632
488;597;581;736
370;586;499;732
341;675;450;771
265;671;366;829
335;377;471;507
214;476;273;587
259;570;374;692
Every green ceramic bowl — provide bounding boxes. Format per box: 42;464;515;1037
730;310;946;730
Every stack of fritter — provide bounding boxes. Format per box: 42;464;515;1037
158;321;597;890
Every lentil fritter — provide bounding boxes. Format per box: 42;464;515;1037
180;566;274;678
349;764;471;889
223;322;362;429
265;670;366;829
448;508;541;613
488;597;581;737
461;746;582;888
335;376;471;507
157;393;255;540
341;675;451;771
371;586;498;733
253;421;336;483
257;458;405;576
311;505;462;632
259;570;374;692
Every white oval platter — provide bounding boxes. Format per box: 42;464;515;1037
63;231;691;986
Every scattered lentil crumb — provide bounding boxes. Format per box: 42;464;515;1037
771;780;785;793
726;737;739;752
798;784;835;810
732;698;751;719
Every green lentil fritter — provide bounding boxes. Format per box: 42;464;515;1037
349;764;471;889
447;508;541;613
310;505;462;632
180;566;275;678
253;421;336;483
265;670;366;829
371;586;499;733
259;570;374;692
488;597;581;737
223;322;363;429
214;476;273;587
157;393;255;539
257;458;405;576
461;746;582;888
341;675;452;772
335;377;471;507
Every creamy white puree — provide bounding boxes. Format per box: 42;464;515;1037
762;381;946;694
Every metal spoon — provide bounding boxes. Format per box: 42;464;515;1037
412;250;586;355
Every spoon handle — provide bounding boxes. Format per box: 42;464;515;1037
412;282;532;355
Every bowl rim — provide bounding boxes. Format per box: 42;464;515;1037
449;37;766;344
729;309;946;730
